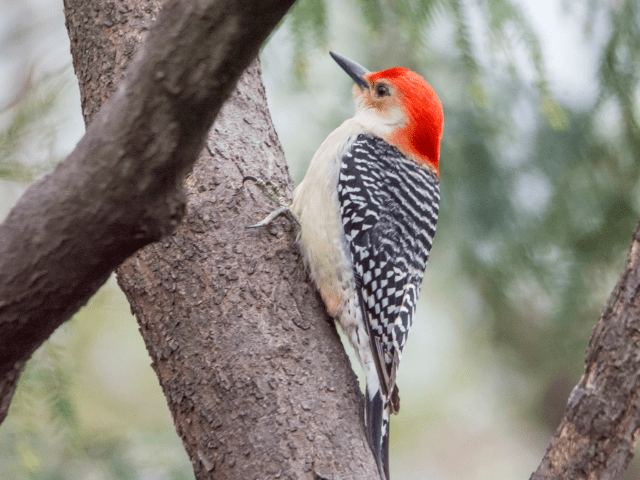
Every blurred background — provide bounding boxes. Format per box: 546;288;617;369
1;0;640;478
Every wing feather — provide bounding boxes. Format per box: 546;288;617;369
338;134;439;409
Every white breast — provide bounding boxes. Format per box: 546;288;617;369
291;117;383;386
291;119;366;317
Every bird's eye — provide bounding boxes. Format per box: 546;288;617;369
375;84;390;97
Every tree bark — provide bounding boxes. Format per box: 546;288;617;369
531;221;640;480
0;0;294;423
63;0;380;477
116;60;380;479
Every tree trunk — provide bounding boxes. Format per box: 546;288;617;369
65;0;381;479
531;221;640;480
116;60;380;479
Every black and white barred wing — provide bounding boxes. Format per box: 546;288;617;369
338;134;440;405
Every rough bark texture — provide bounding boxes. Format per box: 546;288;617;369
117;61;380;479
61;0;379;478
531;221;640;480
0;0;294;423
64;0;161;124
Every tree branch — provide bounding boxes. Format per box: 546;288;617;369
0;0;294;422
531;221;640;479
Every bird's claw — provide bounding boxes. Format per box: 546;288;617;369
247;206;293;228
243;175;300;227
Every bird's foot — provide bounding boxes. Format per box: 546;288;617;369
243;176;300;227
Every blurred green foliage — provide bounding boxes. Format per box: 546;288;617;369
446;0;640;379
0;69;72;183
0;282;194;480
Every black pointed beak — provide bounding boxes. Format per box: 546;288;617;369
330;51;370;90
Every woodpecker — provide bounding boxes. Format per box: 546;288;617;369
249;52;442;480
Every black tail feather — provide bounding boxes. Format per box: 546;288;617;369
365;388;390;480
381;418;390;480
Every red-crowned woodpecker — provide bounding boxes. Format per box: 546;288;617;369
249;52;443;480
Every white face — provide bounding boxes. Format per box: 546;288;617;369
352;80;406;138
